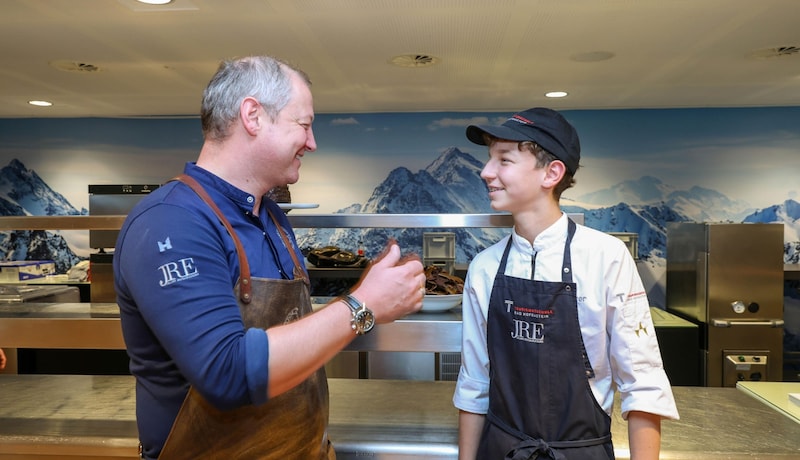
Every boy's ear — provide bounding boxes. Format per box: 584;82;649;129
543;160;567;189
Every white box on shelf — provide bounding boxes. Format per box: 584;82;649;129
0;260;56;282
423;232;455;259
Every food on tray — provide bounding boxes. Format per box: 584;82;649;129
306;246;369;268
424;265;464;295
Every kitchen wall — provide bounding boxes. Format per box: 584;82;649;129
0;107;798;348
1;107;798;256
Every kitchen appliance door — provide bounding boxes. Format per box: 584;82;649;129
706;223;784;321
705;223;785;386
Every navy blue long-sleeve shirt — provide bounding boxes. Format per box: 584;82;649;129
114;162;306;459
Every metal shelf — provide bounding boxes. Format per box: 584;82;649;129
286;213;514;228
0;215;127;230
0;213;515;231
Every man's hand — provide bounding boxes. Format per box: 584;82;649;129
350;240;425;323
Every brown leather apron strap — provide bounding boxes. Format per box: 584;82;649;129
266;207;310;286
172;174;253;304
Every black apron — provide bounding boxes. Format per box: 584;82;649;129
477;219;613;460
156;175;334;460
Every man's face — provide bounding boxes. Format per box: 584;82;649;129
260;71;317;187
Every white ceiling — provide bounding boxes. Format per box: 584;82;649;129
2;0;800;118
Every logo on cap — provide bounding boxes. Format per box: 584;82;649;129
509;114;535;125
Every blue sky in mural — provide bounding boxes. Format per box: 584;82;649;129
1;107;798;213
299;107;800;212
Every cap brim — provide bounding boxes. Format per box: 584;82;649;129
466;124;537;146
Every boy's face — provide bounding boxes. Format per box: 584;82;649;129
480;140;549;213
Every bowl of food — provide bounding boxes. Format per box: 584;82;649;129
422;294;462;312
421;265;465;312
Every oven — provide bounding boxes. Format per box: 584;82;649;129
666;222;784;387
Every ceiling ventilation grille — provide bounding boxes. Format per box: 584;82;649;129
50;60;102;73
390;54;440;68
748;46;800;59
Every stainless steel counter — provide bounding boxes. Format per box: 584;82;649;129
0;302;126;349
1;375;800;459
0;302;463;352
0;302;695;355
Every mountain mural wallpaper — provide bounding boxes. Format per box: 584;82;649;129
0;107;799;356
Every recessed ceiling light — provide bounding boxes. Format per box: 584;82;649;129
747;45;800;60
28;100;53;107
50;60;101;73
121;0;196;12
389;54;440;68
545;91;568;98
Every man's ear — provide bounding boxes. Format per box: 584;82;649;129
240;97;262;136
543;160;567;188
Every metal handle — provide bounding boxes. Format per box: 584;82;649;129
711;319;784;328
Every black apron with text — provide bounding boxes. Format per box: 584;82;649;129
477;219;613;460
156;175;334;460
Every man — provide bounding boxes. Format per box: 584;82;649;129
114;55;426;459
453;108;679;459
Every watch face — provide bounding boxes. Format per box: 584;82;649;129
355;309;375;334
362;310;375;332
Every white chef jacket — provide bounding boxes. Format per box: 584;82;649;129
453;214;680;421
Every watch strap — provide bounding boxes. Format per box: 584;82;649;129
342;294;373;335
343;294;364;313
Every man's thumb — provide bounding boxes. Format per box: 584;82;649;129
373;240;401;267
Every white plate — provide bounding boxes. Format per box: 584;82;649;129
422;294;462;312
277;203;319;209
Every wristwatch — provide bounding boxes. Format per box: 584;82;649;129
342;293;375;335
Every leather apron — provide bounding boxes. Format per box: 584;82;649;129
477;219;613;460
156;175;334;460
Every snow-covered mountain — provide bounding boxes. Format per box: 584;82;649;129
0;159;84;273
575;175;753;222
0;159;85;217
575;175;676;205
2;152;798;274
744;199;800;229
296;147;510;263
359;146;491;214
743;199;800;263
295;150;693;264
581;202;689;260
665;186;754;222
297;150;799;267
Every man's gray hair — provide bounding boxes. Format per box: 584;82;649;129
200;55;311;141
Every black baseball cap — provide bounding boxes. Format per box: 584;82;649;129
466;107;581;175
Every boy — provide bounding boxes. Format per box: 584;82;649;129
453;108;678;459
